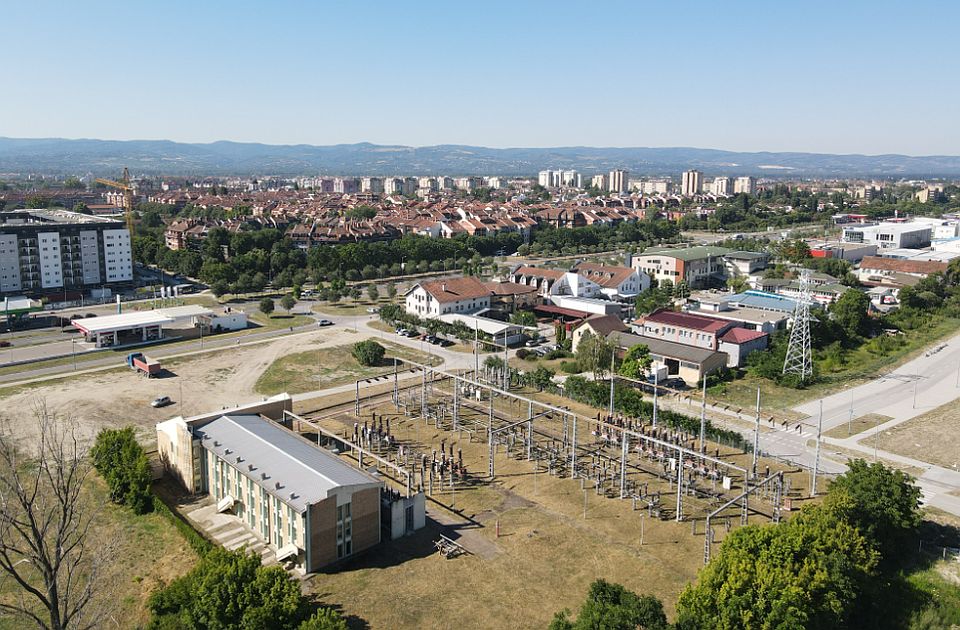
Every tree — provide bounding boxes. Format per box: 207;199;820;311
298;608;349;630
351;340;385;367
280;294;297;314
90;427;152;514
366;284;379;302
259;298;275;316
575;331;615;379
147;548;302;629
510;310;537;327
527;365;556;391
0;406;113;630
830;289;871;339
551;579;668;630
385;283;398;301
349;287;362;302
618;344;652;379
211;280;229;298
676;496;878;630
826;459;922;567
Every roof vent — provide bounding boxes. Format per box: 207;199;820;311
235;456;242;463
248;464;255;471
224;448;232;455
213;440;220;447
261;472;268;481
441;283;447;292
275;482;282;490
290;492;298;500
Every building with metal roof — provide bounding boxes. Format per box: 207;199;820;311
156;396;383;573
607;331;728;386
71;304;215;347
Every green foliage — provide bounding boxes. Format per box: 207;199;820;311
352;340;385;366
827;459;923;567
634;281;674;315
297;608;349;630
344;204;377;220
526;365;556;391
147;548;303;629
550;579;668;630
676;495;879;630
366;283;379;302
90;427;153;514
280;294;297;313
618;344;652;379
830;289;872;339
510;310;537;327
563;376;747;448
259;298;275;315
574;331;615;379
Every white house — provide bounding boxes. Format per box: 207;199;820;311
404;277;491;318
571;263;650;300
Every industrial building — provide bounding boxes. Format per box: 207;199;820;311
0;209;132;297
157;397;384;573
841;222;932;250
70;304;237;347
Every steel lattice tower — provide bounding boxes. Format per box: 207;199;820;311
782;268;813;382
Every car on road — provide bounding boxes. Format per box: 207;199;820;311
366;307;379;314
151;396;172;408
317;319;333;327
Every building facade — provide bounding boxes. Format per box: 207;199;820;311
404;277;492;318
681;170;703;196
0;209;132;297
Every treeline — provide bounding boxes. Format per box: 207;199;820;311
519;221;680;257
552;459;953;629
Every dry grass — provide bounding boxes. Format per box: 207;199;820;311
882;401;960;471
299;387;813;629
823;413;893;440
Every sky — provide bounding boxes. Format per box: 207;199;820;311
3;0;958;155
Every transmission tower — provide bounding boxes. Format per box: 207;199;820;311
782;268;813;382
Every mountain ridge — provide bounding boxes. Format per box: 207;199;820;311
1;137;958;178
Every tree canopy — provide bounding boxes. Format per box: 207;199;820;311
91;426;153;514
551;579;668;630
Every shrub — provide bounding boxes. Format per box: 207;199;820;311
352;340;385;366
515;348;531;360
259;297;275;315
560;361;580;374
91;427;153;514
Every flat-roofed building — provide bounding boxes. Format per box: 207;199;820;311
607;331;728;386
633;308;735;351
631;246;732;289
156;397;383;573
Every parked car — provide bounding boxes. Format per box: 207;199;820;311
317;319;333;327
151;396;172;408
366;307;379;314
525;338;541;347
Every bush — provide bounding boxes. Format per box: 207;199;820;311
259;297;275;315
515;348;531;360
560;360;581;374
352;340;385;366
298;608;349;630
91;427;153;514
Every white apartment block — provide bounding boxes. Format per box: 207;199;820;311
608;169;629;193
0;209;133;297
712;177;732;196
842;222;932;250
734;176;756;195
681;170;703;196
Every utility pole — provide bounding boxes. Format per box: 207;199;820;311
699;377;707;454
608;350;615;419
751;387;760;478
652;369;659;428
848;390;854;435
811;399;822;497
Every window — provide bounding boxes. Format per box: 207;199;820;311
336;502;352;559
288;505;297;544
274;496;284;548
260;488;270;542
248;479;256;529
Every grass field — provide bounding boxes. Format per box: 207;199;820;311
882;401;960;471
0;476;196;630
312;298;395;316
248;312;315;330
709;317;960;415
255;340;441;396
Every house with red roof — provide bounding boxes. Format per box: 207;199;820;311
634;309;737;351
718;327;769;367
404;277;492;318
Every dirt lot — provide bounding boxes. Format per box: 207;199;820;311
882;401;960;471
0;327;360;449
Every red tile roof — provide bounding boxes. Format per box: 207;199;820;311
513;266;565;280
859;256;948;275
645;309;730;333
720;328;768;344
418;277;491;303
483;281;539;296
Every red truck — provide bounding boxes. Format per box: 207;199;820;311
127;352;161;377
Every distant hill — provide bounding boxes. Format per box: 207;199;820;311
1;137;959;178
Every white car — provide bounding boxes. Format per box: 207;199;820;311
151;396;171;408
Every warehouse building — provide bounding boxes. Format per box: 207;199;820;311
0;209;132;297
157;397;383;573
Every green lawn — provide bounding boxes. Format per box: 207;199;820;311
254;341;441;395
311;297;397;316
248;312;314;330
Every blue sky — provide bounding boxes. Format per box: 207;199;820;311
3;0;956;154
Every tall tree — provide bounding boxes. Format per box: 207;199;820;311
0;405;113;629
551;579;668;630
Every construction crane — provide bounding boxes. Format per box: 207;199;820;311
95;167;135;235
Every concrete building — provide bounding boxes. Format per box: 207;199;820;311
631;246;732;289
571;262;650;300
633;309;736;351
156;397;383;573
681;170;703;196
857;256;949;287
712;177;733;196
807;240;878;263
571;314;628;353
608;331;728;386
360;177;384;194
718;328;769;368
333;178;360;194
733;176;756;195
608;170;629;194
842;222;932;250
404;277;491;318
0;209;132;297
591;174;608;190
723;251;769;276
